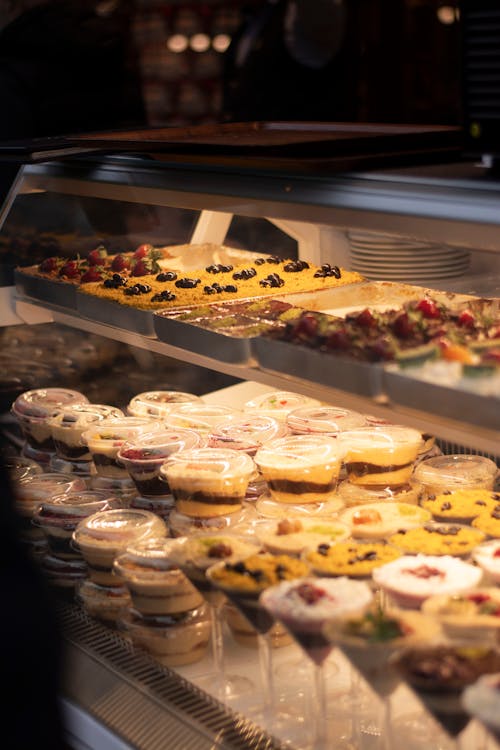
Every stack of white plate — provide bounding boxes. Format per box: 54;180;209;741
347;231;470;284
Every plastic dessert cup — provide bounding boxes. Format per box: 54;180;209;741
340;425;423;487
113;538;203;615
167;533;262;699
336;479;424;507
422;588;500;643
166;403;241;434
255;517;350;557
77;579;131;625
48;403;123;461
413;454;499;497
41;553;88;595
372;554;483;609
12;387;89;461
207;415;286;455
82;417;161;479
32;489;123;560
118;605;211;666
73;508;167;586
117;428;203;497
130;494;175;522
243;390;322;422
160;447;255;518
472;540;500;584
206;552;311;738
261;577;374;749
127;390;202;418
286;405;367;436
167;507;249;537
255;491;344;519
339;502;431;540
4;455;43;483
254;434;343;505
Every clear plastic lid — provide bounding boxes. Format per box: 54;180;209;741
49;403;124;432
127;390;202;418
254;434;343;470
340;425;424;454
169;507;247;537
12;388;89;420
166;403;241;433
119;603;209;631
287;406;367;436
82;417;162;449
34;490;122;523
117;428;204;466
168;533;260;571
207;415;287;455
73;508;167;548
4;455;43;482
160;447;255;486
243;390;322;421
114;537;183;576
16;472;86;502
336;480;424;506
413;454;499;491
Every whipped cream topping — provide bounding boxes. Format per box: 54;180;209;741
372;554;482;597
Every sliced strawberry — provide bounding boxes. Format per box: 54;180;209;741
88;245;108;266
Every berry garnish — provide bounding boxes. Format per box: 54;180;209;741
111;254;131;272
38;256;61;273
87;245;108;265
295;582;326;605
80;267;105;283
133;243;154;259
416;298;441;319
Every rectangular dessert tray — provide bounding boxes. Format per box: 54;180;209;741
14;267;78;310
76;291;157;337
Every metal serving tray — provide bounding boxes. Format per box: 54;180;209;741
77;291;156;337
14;267;77;309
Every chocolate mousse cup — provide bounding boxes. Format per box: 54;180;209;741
254;434;343;504
340;425;423;488
12;387;89;462
117;428;203;497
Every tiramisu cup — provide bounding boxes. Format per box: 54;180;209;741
127;390;202;418
117;428;203;497
73;508;167;586
33;489;122;559
82;417;161;478
114;538;203;615
254;434;343;504
12;387;89;462
48;403;123;461
160;448;255;518
340;425;423;487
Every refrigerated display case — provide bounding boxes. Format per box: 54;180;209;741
0;151;499;750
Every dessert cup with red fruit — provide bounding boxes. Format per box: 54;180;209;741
127;390;202;418
117;428;203;497
82;417;161;479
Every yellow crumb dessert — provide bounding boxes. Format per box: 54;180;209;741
78;258;364;311
472;508;500;538
207;553;310;594
304;541;401;577
422;489;500;523
389;524;485;556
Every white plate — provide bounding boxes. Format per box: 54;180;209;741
350;259;470;272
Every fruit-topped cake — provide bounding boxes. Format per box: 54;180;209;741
304;539;401;578
389;522;486;556
260;577;373;666
254;434;343;504
160;448;255;518
372;554;483;609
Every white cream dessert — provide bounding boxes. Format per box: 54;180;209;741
472;540;500;584
78;579;131;624
286;405;367;436
166;404;242;434
82;417;161;478
254;434;343;504
422;588;500;641
49;403;123;461
12;387;89;459
73;508;167;586
160;448;255;517
372;554;483;609
339;502;431;540
118;605;211;667
340;425;423;487
243;390;322;422
260;577;373;666
256;517;350;556
117;428;203;496
113;538;203;615
127;390;202;418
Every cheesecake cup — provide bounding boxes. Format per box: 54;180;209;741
340;425;423;487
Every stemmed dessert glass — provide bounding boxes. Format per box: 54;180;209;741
260;576;374;750
206;552;311;745
167;534;259;702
